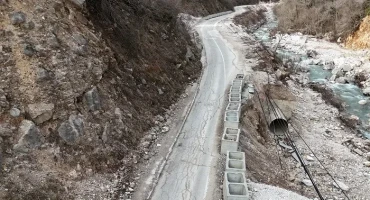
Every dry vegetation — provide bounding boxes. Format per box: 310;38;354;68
274;0;370;41
234;6;267;30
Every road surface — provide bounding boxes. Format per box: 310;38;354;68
150;8;248;200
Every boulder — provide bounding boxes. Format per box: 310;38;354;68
333;180;350;191
27;103;54;124
363;87;370;96
9;11;26;25
359;100;367;105
306;49;318;58
84;87;101;111
14;120;42;152
336;77;347;84
58;115;84;144
9;108;20;117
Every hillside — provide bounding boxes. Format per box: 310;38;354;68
274;0;368;41
0;0;242;199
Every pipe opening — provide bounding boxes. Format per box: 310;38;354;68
268;118;288;135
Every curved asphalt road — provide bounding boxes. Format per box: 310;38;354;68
150;8;246;200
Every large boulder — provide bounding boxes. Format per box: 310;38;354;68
26;103;54;124
14;120;42;152
363;87;370;96
58;115;84;144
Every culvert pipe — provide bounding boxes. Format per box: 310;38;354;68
266;99;288;136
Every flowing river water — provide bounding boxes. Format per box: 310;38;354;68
253;8;370;138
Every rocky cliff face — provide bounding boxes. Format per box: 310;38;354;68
346;15;370;49
0;0;207;199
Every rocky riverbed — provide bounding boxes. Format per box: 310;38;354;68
235;3;370;200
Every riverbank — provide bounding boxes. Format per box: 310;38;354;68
237;3;370;199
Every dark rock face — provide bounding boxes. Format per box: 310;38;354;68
58;115;84;144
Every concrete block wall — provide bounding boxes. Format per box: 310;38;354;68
221;74;250;200
224;111;239;129
221;128;240;154
226;103;241;117
223;172;249;200
229;93;241;102
226;151;246;173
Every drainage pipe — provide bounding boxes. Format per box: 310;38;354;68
266;98;288;136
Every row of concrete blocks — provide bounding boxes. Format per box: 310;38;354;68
222;74;249;200
225;74;244;130
224;151;249;200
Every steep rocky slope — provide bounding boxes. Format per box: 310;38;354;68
346;15;370;49
0;0;226;199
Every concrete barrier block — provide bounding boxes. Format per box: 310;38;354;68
223;183;249;200
223;172;249;200
229;94;241;102
226;103;241;112
224;111;239;128
225;127;240;135
226;151;246;173
221;128;240;154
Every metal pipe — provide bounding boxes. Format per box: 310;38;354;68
267;99;288;136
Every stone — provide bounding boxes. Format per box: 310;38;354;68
359;100;367;105
333;181;349;191
353;148;364;156
48;35;60;49
161;126;169;133
141;78;147;85
72;33;87;45
36;67;49;81
349;115;360;121
27;103;54;124
306;49;318;58
302;179;313;187
363;161;370;167
341;65;352;72
58;115;84;144
84;87;101;111
9;11;26;25
14;120;42;152
0;89;8;110
0;124;12;136
70;0;85;8
363;87;370;96
141;141;150;148
158;88;164;95
336;77;347;84
23;21;35;30
365;152;370;161
9;108;20;117
305;155;315;161
23;44;35;57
